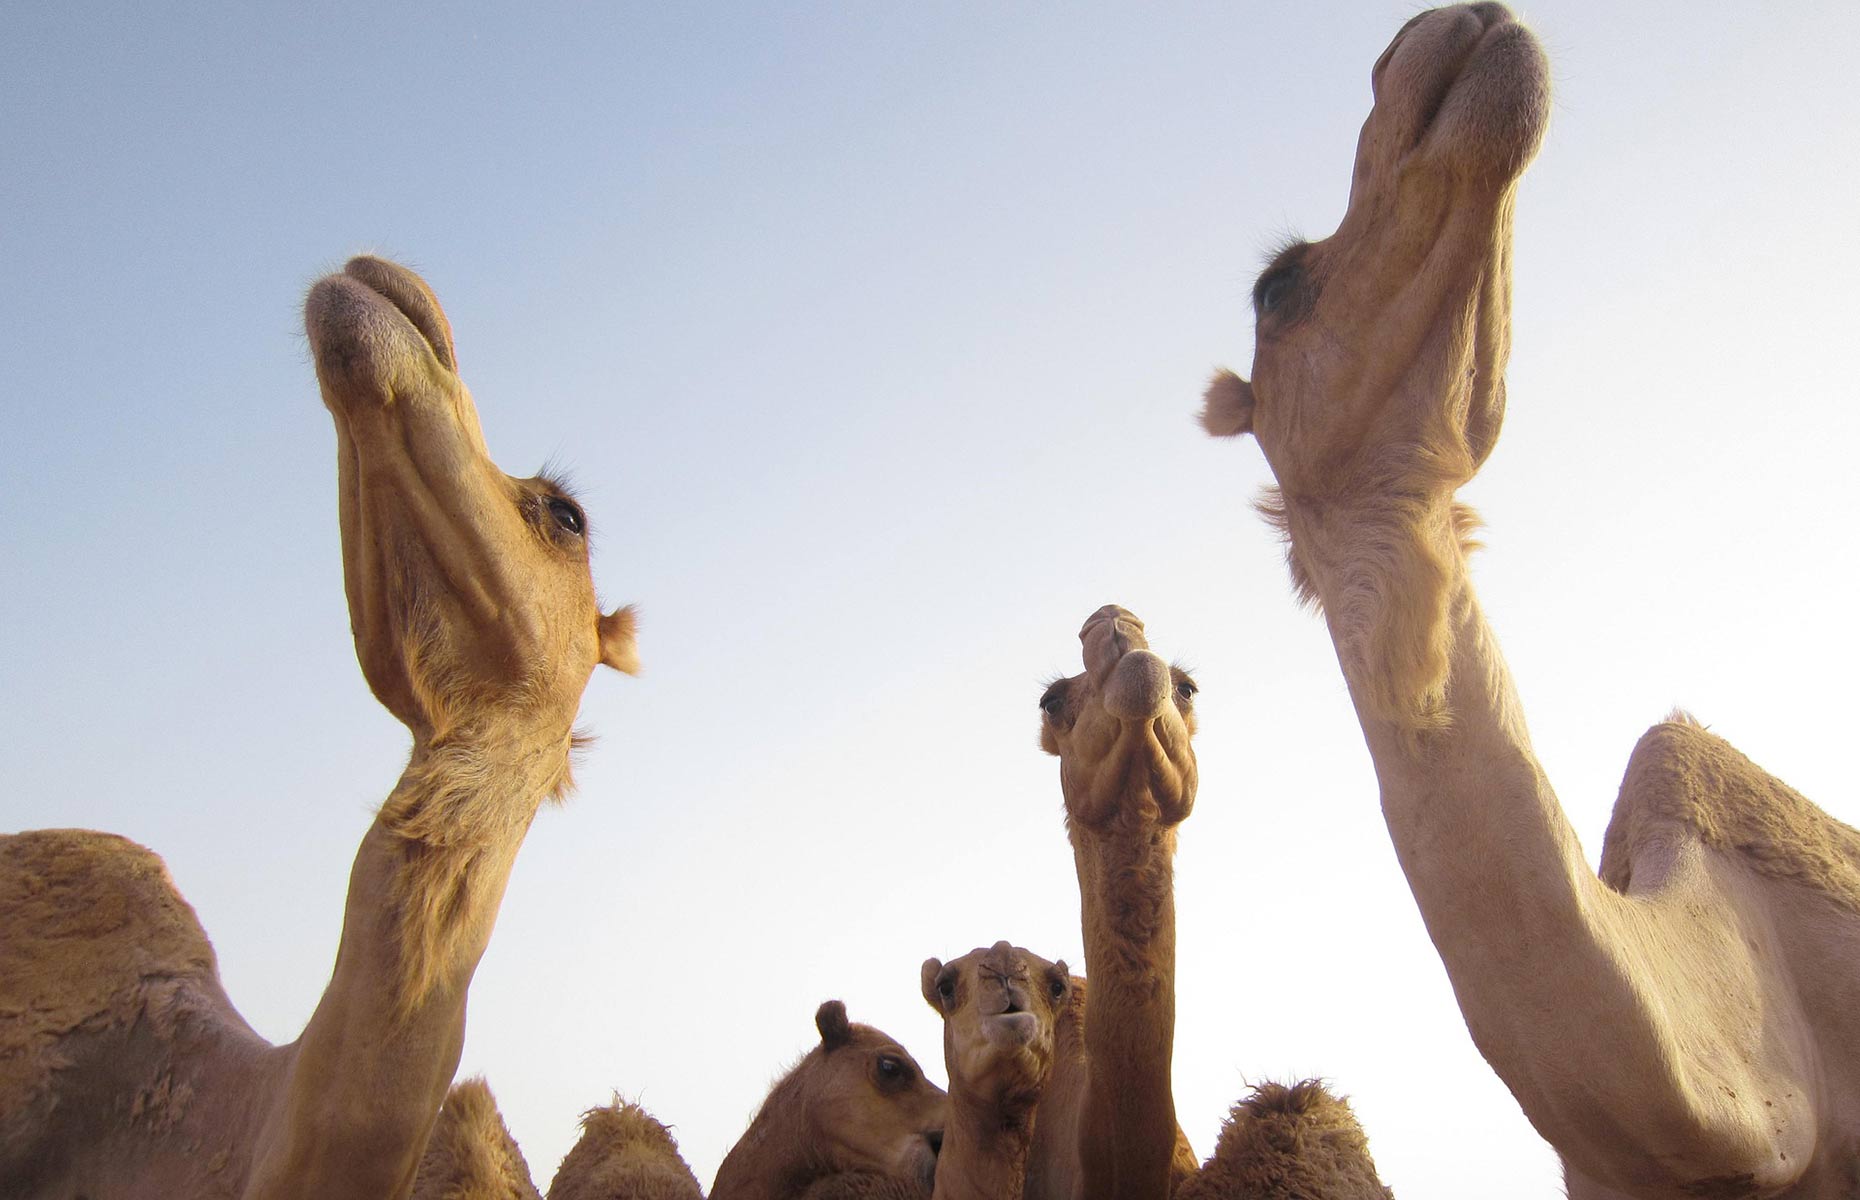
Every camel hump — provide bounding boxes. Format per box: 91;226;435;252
1600;721;1860;912
0;829;220;1150
0;829;219;1008
546;1097;703;1200
1176;1079;1393;1200
411;1077;543;1200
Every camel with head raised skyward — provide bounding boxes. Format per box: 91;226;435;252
711;1001;948;1200
1200;4;1860;1195
0;256;639;1200
1036;606;1391;1200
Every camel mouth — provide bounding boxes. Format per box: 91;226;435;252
1374;4;1549;181
981;1011;1040;1048
304;257;459;412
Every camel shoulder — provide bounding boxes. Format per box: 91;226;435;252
1599;720;1860;913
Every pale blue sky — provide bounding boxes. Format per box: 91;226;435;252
4;3;1858;1194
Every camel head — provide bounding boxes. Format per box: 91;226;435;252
920;941;1069;1117
1201;3;1550;505
304;256;638;745
1039;605;1198;829
801;1000;947;1195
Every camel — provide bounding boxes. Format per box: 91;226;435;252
919;942;1072;1200
711;1001;948;1200
411;1005;939;1200
1037;605;1201;1200
0;256;639;1200
413;1079;544;1200
1037;607;1391;1200
545;1098;706;1200
1199;4;1860;1195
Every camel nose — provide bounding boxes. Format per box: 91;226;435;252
926;1130;944;1156
1103;649;1171;721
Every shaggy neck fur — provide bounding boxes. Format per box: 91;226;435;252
1285;486;1831;1189
242;725;570;1200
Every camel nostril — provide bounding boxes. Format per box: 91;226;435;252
926;1129;944;1155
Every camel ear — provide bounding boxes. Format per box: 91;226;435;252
920;959;946;1012
598;605;640;675
815;1000;852;1050
1200;369;1255;437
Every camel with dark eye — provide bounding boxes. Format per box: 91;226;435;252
1202;3;1860;1195
0;257;638;1200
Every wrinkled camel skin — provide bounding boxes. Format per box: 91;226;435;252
1203;4;1860;1195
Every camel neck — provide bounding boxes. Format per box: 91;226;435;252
1291;501;1685;1117
710;1102;806;1200
243;726;569;1200
1069;821;1180;1200
934;1102;1033;1200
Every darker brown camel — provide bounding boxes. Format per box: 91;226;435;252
1037;607;1390;1200
920;943;1074;1200
712;1001;948;1200
1202;4;1860;1196
0;257;638;1200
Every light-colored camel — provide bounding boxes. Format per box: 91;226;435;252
919;942;1071;1200
711;1001;948;1200
0;256;639;1200
1038;607;1391;1200
413;1079;544;1200
1200;4;1860;1196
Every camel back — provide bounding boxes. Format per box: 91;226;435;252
1601;720;1860;914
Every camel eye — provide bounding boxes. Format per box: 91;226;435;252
1175;679;1198;704
876;1055;911;1086
1039;687;1065;718
1254;263;1302;317
937;978;955;1001
1048;977;1066;1001
546;496;585;536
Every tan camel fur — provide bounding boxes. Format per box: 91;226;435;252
919;943;1071;1200
711;1001;948;1200
1038;608;1393;1200
545;1098;705;1200
413;1079;544;1200
1037;605;1203;1200
1175;1082;1390;1200
1201;4;1860;1196
0;256;639;1200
